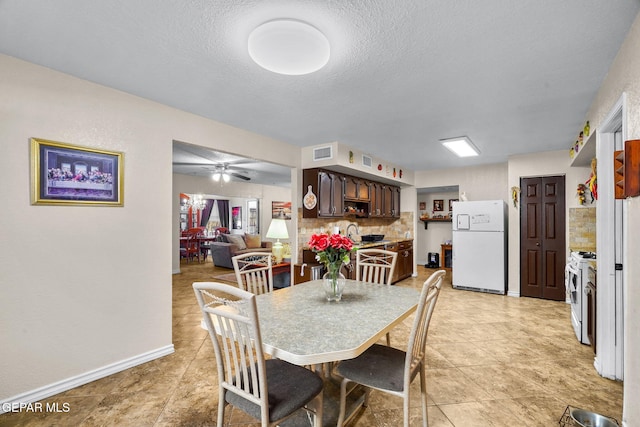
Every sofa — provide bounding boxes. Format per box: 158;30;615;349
210;233;272;269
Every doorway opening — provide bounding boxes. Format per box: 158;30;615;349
596;93;626;380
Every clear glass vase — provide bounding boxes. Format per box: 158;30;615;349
322;268;346;302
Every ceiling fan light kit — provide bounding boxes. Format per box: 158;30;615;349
248;19;330;75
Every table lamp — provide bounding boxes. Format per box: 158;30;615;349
266;218;289;263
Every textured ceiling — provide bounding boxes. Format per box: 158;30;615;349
1;0;639;182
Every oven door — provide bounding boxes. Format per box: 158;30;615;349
565;262;582;342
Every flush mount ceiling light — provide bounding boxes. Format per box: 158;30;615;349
441;136;480;157
248;19;330;75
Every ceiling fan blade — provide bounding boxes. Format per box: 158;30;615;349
230;172;251;181
172;162;216;166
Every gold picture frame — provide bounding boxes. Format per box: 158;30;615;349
31;138;124;206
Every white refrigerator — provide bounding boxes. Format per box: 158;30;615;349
452;200;507;294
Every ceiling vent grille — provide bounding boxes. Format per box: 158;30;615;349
362;155;372;168
313;146;333;161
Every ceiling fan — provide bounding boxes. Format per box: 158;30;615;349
172;161;252;181
172;142;252;181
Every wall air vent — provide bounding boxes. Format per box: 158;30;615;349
313;146;333;161
362;155;372;168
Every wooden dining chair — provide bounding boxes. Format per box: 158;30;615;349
180;232;200;263
232;252;274;295
335;270;446;427
356;248;398;345
193;282;323;427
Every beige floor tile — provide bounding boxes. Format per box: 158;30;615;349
0;260;624;427
438;400;524;427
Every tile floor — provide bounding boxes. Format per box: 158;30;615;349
0;260;623;426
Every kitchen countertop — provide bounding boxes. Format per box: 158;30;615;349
350;237;413;249
301;238;412;254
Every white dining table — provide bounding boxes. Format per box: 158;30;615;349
254;279;421;366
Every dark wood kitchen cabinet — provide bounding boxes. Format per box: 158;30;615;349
369;182;383;217
382;185;401;218
344;176;369;200
372;184;400;218
303;168;400;219
398;240;413;280
389;240;413;283
303;169;344;218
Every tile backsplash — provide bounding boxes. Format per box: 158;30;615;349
569;207;596;252
296;209;413;262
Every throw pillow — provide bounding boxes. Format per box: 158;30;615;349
225;234;247;250
244;234;262;249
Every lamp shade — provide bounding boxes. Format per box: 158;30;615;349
266;219;289;240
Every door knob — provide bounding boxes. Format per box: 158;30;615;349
536;242;540;246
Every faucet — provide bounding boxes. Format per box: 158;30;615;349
346;223;359;242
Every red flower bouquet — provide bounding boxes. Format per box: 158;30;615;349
308;233;354;301
308;233;353;267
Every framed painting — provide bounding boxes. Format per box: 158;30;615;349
419;202;426;210
272;201;292;220
31;138;123;206
433;199;444;211
232;206;242;230
449;199;458;211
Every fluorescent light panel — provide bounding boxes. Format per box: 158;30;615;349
441;137;480;157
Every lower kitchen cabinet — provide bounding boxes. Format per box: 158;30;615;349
392;240;413;283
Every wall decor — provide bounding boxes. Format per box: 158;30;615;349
31;138;123;206
232;206;242;229
419;202;426;210
448;199;458;211
272;201;292;220
433;199;444;212
303;186;317;210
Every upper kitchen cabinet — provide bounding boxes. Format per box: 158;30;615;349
369;182;383;217
376;184;401;218
344;176;370;217
303;168;344;218
303;168;401;219
344;176;369;201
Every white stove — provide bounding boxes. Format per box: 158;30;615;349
565;251;595;345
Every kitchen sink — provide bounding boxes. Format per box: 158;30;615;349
360;234;385;242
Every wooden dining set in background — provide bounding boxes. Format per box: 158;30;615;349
180;226;228;263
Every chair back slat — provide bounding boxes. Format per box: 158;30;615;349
194;282;267;408
405;270;445;383
232;253;274;295
356;249;398;285
194;281;323;427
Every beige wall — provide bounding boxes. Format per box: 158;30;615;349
0;54;300;402
584;10;640;425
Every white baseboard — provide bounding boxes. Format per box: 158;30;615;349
172;268;181;274
507;290;520;298
0;345;174;414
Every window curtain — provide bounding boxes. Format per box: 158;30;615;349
199;199;214;227
217;199;230;229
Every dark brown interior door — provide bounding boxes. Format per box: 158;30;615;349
520;176;566;300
